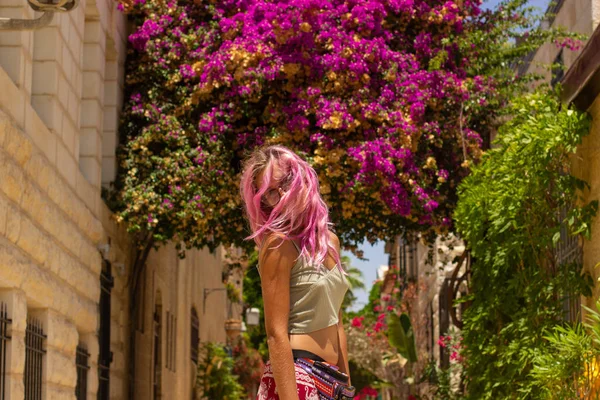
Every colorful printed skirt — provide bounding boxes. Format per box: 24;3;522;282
257;360;320;400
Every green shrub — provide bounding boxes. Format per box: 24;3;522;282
454;87;597;399
195;342;246;400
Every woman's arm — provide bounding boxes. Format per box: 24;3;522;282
330;232;351;385
337;310;351;386
259;235;300;400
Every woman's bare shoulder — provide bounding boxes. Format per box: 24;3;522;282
259;233;297;264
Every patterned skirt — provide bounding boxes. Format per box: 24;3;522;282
256;360;319;400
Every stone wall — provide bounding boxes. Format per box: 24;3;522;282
0;1;232;399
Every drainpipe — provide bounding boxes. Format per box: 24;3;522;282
0;0;79;31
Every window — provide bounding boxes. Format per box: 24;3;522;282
191;308;199;364
556;204;583;322
75;344;90;400
0;302;11;400
166;311;176;372
153;294;162;400
24;316;46;400
98;261;114;400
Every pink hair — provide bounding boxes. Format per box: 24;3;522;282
240;145;342;272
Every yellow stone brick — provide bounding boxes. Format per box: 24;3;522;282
24;153;51;194
0;159;25;205
0;114;8;147
4;121;32;167
0;239;27;288
20;184;45;224
5;205;21;243
16;217;48;266
0;194;7;236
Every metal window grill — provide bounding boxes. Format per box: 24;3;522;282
556;205;583;322
98;261;114;400
191;308;199;364
165;312;176;372
24;317;46;400
153;306;162;400
0;303;11;400
75;345;90;400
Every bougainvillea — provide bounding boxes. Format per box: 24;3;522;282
108;0;581;256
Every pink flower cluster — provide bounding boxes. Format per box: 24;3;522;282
119;0;496;237
355;386;378;400
438;335;464;363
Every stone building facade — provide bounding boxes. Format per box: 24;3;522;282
519;0;600;84
0;1;238;399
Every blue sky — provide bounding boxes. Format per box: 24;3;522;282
342;0;552;313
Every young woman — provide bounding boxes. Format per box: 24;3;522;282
240;145;354;400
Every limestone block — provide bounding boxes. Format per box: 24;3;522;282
101;156;116;184
6;331;25;374
80;156;101;188
67;87;80;129
56;139;77;189
0;68;25;126
4;115;32;167
67;23;82;61
5;204;21;244
103;106;117;134
21;265;55;304
57;73;69;110
71;297;97;334
46;384;76;400
5;372;25;400
83;43;105;73
82;71;103;101
0;112;8;146
105;59;118;81
31;95;63;133
33;27;61;62
0;159;25;205
81;99;101;130
0;47;24;88
0;29;24;47
80;127;100;157
62;116;77;157
24;107;57;165
76;171;98;213
0;240;28;288
102;129;117;159
24;152;51;194
21;184;45;226
32;60;58;96
46;309;78;354
104;80;117;107
16;217;48;266
0;194;7;236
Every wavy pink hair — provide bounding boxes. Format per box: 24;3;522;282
240;145;342;272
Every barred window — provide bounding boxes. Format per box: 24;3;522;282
556;204;583;322
191;308;199;364
153;297;162;400
0;302;11;400
98;261;114;400
166;312;176;371
24;317;46;400
75;344;90;400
